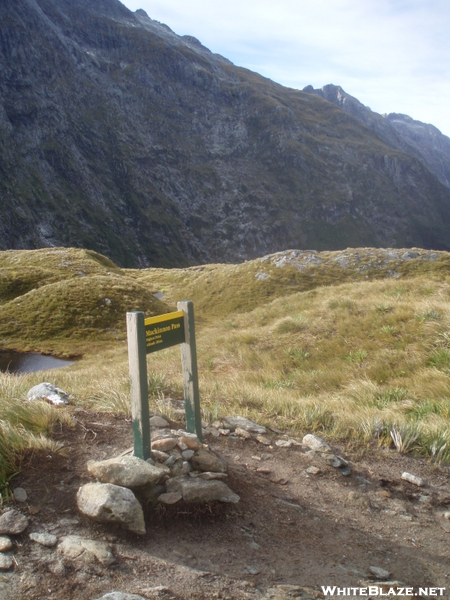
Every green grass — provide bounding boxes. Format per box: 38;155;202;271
2;245;450;483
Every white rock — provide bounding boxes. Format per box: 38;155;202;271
150;416;170;428
29;532;58;547
77;483;146;535
0;509;28;535
275;439;293;448
0;536;12;552
369;566;391;580
235;427;252;439
87;456;168;488
58;535;115;566
302;434;331;452
224;416;266;434
401;472;425;487
27;382;69;405
306;466;320;475
0;554;12;571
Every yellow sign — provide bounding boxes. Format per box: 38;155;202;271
144;310;185;354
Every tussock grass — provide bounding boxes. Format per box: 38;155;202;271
2;246;450;474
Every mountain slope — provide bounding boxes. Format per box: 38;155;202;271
303;84;450;189
2;1;450;267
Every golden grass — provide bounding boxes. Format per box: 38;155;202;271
2;247;450;475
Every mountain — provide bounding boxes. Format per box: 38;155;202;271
2;0;450;267
303;84;450;189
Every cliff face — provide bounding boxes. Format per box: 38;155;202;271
2;1;450;267
304;84;450;190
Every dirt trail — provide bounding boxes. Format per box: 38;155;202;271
3;411;450;599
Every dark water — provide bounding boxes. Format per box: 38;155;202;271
0;350;74;374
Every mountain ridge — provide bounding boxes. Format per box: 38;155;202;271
1;0;450;267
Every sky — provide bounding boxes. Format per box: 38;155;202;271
121;0;450;138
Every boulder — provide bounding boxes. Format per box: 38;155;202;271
27;382;70;405
87;456;168;488
151;438;178;452
302;434;331;452
77;483;146;535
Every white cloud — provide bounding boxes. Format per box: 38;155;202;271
121;0;450;136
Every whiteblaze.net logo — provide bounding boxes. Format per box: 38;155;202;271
321;587;447;597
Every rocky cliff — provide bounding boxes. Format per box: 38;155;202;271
2;0;450;267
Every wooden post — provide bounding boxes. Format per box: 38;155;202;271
126;311;151;460
178;301;202;442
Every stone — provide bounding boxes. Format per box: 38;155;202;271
158;492;182;505
257;467;272;474
305;466;320;475
181;449;195;460
263;585;320;599
190;472;228;480
151;450;170;462
95;593;156;600
0;509;29;535
178;435;202;450
235;427;252;439
164;456;176;468
151;437;178;452
0;554;12;571
77;483;146;535
170;460;192;478
224;416;266;434
347;491;370;507
87;456;168;488
369;566;391;580
58;535;115;566
219;429;230;436
444;512;450;520
47;560;66;576
177;439;189;451
256;435;271;445
150;416;170;428
168;477;239;504
275;439;292;448
27;382;69;405
191;448;227;473
302;434;331;452
13;487;27;503
29;532;58;547
401;472;425;487
246;565;259;575
0;537;12;552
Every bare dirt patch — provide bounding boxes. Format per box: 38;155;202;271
3;410;450;599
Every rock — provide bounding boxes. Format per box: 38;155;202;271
235;427;252;439
170;460;192;478
256;467;272;474
95;593;158;600
47;559;66;576
219;429;230;436
190;472;228;480
302;434;331;452
158;492;182;505
0;554;13;571
191;448;227;473
347;491;370;507
0;509;29;535
151;437;178;452
444;512;450;520
256;435;271;445
177;434;202;450
245;565;259;575
151;450;170;462
224;416;266;434
58;535;115;566
263;585;321;599
150;416;170;428
369;565;391;580
205;427;220;438
176;439;189;451
181;449;195;460
13;488;27;503
164;456;176;467
167;477;239;504
401;472;425;487
77;483;146;535
305;466;320;475
87;456;169;488
275;439;293;448
0;537;12;552
29;532;58;547
27;382;69;405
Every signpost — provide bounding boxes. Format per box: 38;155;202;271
126;301;202;460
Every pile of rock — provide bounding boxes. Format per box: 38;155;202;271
77;422;240;536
